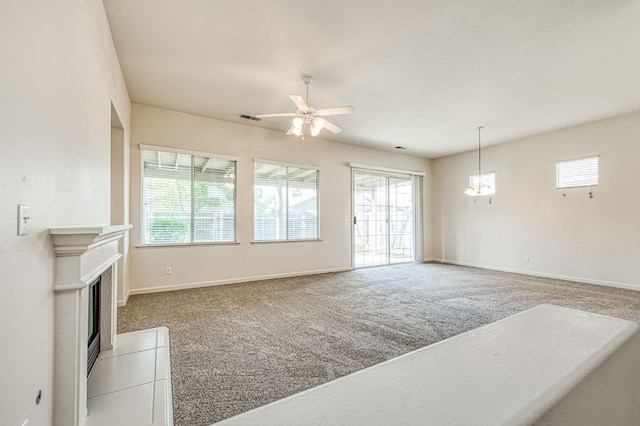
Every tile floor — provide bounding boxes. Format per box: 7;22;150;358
86;327;173;426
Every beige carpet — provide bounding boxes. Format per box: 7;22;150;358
117;263;640;426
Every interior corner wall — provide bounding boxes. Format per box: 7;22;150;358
431;111;640;290
111;125;131;305
128;104;432;294
0;1;130;424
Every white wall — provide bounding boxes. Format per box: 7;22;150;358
128;104;431;296
432;112;640;289
0;1;130;424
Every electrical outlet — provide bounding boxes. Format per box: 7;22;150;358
322;254;327;261
165;266;172;275
524;256;530;263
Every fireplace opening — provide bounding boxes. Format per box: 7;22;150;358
87;276;101;376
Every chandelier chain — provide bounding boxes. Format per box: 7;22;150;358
477;126;483;190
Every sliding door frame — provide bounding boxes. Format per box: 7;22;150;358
350;163;425;269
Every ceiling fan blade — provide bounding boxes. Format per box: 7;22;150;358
315;106;355;117
285;125;296;135
255;112;298;118
322;119;343;134
289;95;309;112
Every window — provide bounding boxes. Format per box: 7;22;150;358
556;156;599;189
469;172;496;195
140;146;236;245
254;161;319;241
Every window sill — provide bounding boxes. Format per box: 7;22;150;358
136;241;240;248
250;238;323;244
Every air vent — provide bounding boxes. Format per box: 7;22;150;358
240;114;262;121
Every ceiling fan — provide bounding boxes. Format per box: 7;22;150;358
256;76;355;137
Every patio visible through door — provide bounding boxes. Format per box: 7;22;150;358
353;170;414;267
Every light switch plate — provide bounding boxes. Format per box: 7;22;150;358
18;204;31;235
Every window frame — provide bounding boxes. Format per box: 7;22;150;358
138;144;238;247
252;159;321;243
556;155;599;189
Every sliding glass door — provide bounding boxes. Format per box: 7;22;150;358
353;170;414;267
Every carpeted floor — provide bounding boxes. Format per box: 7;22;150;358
117;263;640;426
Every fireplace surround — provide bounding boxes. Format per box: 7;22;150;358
87;274;101;376
50;225;131;426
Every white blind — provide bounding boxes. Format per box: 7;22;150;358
254;162;319;241
141;148;236;245
556;156;599;189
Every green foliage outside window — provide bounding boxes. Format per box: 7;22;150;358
150;218;189;244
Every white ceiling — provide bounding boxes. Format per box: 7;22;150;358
103;0;640;158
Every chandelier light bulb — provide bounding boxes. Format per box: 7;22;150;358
293;117;303;129
464;187;477;196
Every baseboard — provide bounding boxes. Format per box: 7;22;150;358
117;290;130;307
433;258;640;292
128;266;355;296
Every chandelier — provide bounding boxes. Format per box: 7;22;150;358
464;126;493;197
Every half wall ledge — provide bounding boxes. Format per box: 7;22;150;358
217;304;640;425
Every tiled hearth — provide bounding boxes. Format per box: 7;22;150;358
87;327;173;426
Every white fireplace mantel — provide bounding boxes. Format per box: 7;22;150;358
50;224;131;254
50;224;131;426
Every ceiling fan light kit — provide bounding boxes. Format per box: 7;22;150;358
256;75;355;138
